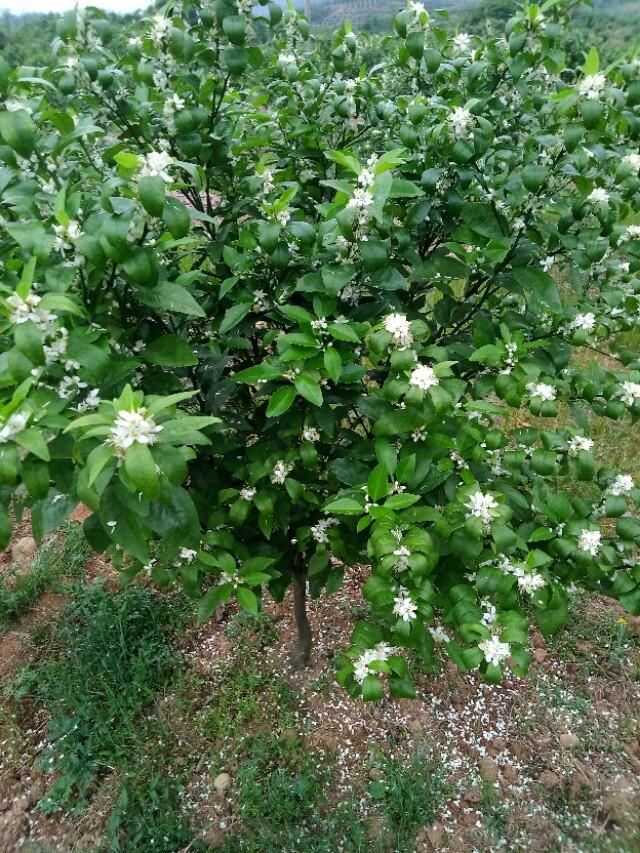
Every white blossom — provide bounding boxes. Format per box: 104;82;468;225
570;312;596;332
393;587;418;622
53;220;81;251
620;224;640;243
578;529;601;556
540;255;555;272
311;517;338;544
108;409;162;454
240;487;256;501
478;635;511;667
75;388;101;412
513;567;546;594
577;73;606;99
452;32;472;53
526;382;556;402
358;168;375;188
481;599;497;626
429;625;451;643
465;491;498;526
618;380;640;407
149;14;172;45
448;106;474;138
392;545;411;572
347;188;374;225
179;547;197;562
408;0;427;17
42;331;68;365
609;474;634;496
278;52;297;66
622;152;640;173
384;313;413;349
409;364;439;391
567;435;593;456
353;641;396;683
0;411;29;443
139;151;173;183
6;292;57;332
271;459;293;484
302;426;321;442
587;187;609;204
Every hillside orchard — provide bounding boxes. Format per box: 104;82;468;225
1;0;640;699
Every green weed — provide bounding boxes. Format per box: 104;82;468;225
0;523;89;632
9;582;189;812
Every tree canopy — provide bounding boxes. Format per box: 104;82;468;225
1;0;640;699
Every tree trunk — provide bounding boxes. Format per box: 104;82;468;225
290;552;312;669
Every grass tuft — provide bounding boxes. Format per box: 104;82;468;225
9;582;189;812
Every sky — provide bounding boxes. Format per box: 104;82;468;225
0;0;149;12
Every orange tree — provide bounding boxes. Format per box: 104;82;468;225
1;0;640;698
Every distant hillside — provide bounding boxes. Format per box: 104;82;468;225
310;0;472;30
1;0;638;66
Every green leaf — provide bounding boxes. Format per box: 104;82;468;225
384;493;420;510
101;486;150;563
114;151;140;169
389;178;423;198
294;375;323;407
14;320;44;365
197;588;221;623
220;302;252;334
323;347;342;383
124;443;158;497
141;283;205;317
583;46;599;76
388;674;416;698
324;149;361;174
375;438;397;475
367;464;389;502
0;506;11;550
143;335;197;367
322;497;363;515
328;322;360;342
224;46;248;76
361;674;383;701
15;429;50;461
517;268;561;314
236;586;259;615
266;385;296;417
85;443;115;488
0;109;35;157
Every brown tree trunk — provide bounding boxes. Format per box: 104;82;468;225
290;551;312;668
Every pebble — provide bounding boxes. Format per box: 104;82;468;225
213;772;231;795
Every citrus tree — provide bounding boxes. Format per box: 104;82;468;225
1;0;640;699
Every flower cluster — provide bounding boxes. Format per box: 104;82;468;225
383;313;413;349
107;409;162;455
0;412;29;443
311;517;338;544
577;73;607;99
392;587;418;622
353;642;396;683
478;635;511;667
465;491;499;526
409;364;438;391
